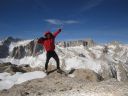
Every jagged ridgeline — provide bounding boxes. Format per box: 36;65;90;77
0;37;95;59
0;37;44;59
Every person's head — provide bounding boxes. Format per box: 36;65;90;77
44;32;53;39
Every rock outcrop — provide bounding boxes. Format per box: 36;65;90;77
0;73;128;96
116;63;128;81
0;62;28;74
71;69;102;82
11;46;26;59
57;39;95;48
0;44;9;58
99;54;117;80
0;37;21;58
10;40;36;59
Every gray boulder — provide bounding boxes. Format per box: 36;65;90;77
0;62;27;74
71;69;102;82
116;63;128;81
99;54;117;80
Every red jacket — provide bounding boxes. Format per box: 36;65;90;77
38;29;61;52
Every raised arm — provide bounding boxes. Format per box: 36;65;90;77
53;29;61;37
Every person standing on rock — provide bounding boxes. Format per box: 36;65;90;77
37;29;62;74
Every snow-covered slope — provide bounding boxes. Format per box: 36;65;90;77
0;71;46;90
9;40;32;52
0;42;128;73
0;38;128;90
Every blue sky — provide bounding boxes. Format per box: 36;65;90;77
0;0;128;43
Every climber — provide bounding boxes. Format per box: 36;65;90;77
37;29;62;74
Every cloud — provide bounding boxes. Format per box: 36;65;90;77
45;19;62;25
45;19;79;25
64;20;79;24
81;0;104;11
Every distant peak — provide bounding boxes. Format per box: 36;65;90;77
4;36;21;42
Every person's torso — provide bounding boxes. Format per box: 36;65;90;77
43;38;55;51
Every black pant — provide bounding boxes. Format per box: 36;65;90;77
45;51;60;70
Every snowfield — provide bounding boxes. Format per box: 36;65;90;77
0;71;46;90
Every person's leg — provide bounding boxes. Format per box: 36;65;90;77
45;52;51;71
52;51;60;69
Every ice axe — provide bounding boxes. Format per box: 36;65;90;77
51;24;64;31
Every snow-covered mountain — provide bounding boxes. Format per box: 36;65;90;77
0;37;95;59
0;37;21;58
0;37;128;91
0;37;128;93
